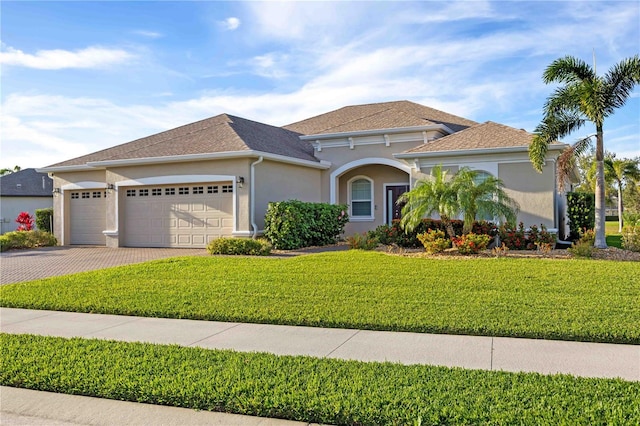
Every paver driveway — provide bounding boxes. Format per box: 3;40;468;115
0;246;207;285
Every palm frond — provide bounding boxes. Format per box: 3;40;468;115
543;56;595;84
603;55;640;110
529;111;585;172
557;136;593;191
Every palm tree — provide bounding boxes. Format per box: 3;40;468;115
604;155;640;232
399;165;459;239
455;168;520;234
529;54;640;248
399;165;519;238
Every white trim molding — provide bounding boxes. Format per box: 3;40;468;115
347;175;374;221
329;157;411;204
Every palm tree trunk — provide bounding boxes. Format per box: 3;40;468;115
442;215;456;240
617;183;624;233
594;127;607;248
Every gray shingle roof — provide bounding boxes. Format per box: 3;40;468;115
46;114;316;168
403;121;536;154
0;168;53;197
284;100;477;135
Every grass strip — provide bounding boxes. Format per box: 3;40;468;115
2;334;638;425
2;251;639;344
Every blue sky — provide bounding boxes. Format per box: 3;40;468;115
1;1;639;168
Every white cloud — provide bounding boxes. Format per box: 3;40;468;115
222;17;241;31
0;46;134;70
132;30;163;39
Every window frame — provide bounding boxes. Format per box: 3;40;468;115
348;175;374;221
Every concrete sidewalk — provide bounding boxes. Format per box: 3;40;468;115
2;307;638;381
0;386;309;426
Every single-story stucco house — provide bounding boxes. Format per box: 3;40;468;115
0;168;53;234
38;100;571;248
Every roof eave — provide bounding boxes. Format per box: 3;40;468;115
36;164;100;173
83;151;331;170
394;143;570;159
299;124;454;141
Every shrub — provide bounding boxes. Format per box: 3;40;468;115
35;208;54;233
568;230;595;259
452;233;491;254
499;222;556;250
346;233;378;250
623;211;640;227
566;192;595;241
15;212;34;231
417;229;451;254
621;224;640;253
368;219;495;248
207;238;271;256
264;200;349;250
0;230;57;252
492;243;510;257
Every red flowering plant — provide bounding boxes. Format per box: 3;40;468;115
15;212;34;231
452;233;491;254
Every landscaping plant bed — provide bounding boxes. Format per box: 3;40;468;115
2;334;639;425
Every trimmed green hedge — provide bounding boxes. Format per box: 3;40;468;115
264;200;349;249
2;334;638;425
35;208;53;233
0;230;57;252
207;237;271;256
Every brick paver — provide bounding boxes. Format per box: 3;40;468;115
0;246;207;285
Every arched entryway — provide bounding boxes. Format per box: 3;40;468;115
330;158;411;234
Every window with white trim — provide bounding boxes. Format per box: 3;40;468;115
349;177;373;218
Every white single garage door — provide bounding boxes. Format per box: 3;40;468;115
69;190;107;245
123;183;234;248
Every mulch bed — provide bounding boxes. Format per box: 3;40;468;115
378;245;640;262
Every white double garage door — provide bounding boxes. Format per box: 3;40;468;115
69;182;234;247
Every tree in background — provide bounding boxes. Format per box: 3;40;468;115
604;155;640;232
529;54;640;248
0;166;21;176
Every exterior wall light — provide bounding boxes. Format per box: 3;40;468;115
236;176;245;188
106;183;115;191
52;188;61;195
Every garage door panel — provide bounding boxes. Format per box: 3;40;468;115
70;192;106;245
123;183;234;248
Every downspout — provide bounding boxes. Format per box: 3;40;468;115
250;156;264;239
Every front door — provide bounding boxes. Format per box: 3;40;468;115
386;184;409;225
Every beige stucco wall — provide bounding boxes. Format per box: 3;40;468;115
338;164;410;235
499;161;557;229
253;160;322;231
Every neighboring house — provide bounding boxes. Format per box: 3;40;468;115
38;100;572;248
0;168;53;234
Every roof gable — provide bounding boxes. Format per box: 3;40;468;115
284;100;477;135
47;114;316;168
402;121;536;154
0;168;53;197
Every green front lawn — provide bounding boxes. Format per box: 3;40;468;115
606;220;623;248
2;252;639;343
2;334;638;425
